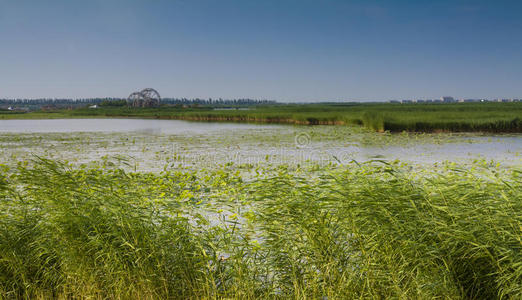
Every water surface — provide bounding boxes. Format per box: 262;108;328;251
0;119;520;170
0;119;279;134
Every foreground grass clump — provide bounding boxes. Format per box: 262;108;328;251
0;159;520;298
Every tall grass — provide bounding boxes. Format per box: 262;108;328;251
3;102;521;132
0;159;520;298
68;102;522;132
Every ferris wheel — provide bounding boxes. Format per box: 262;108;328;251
127;88;161;107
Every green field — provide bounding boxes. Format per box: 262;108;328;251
2;102;522;132
0;158;520;299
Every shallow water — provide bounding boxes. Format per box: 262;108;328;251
0;119;520;170
0;118;279;134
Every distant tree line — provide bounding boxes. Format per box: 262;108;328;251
0;98;277;110
0;98;116;104
161;98;276;106
99;100;127;107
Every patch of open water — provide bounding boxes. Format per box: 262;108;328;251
0;119;520;170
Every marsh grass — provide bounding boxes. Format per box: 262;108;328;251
3;102;521;132
0;158;520;298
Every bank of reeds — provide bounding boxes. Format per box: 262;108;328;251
0;159;520;298
3;102;521;132
64;102;522;133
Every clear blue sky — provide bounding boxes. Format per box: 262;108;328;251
1;0;521;101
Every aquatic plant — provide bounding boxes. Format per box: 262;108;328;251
0;158;520;298
3;102;522;133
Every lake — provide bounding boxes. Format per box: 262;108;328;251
0;118;278;134
0;118;520;170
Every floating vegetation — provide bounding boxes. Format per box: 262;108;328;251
0;124;520;172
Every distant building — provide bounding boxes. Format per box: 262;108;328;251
89;104;98;109
402;99;413;104
441;96;455;102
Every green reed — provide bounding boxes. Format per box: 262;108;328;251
3;102;521;133
0;158;520;299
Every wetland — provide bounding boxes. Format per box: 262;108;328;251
0;118;520;299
